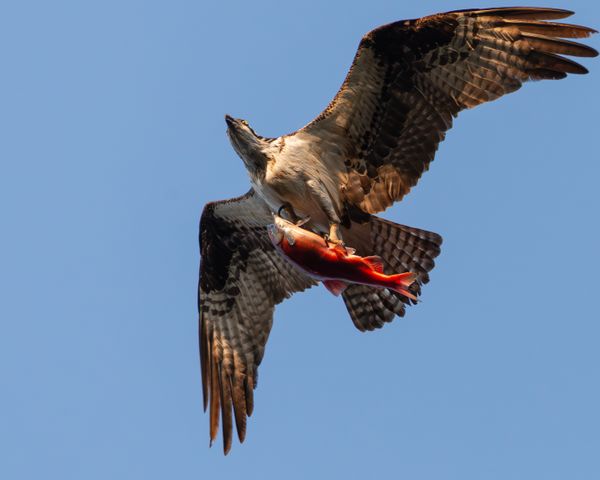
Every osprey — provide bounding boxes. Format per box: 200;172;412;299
199;7;597;453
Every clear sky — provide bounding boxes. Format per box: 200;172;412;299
1;1;599;479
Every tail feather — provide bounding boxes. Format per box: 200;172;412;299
342;285;397;331
341;216;442;332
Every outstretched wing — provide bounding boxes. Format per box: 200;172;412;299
299;7;597;214
199;190;316;454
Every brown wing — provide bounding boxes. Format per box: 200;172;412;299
300;7;597;214
199;190;316;454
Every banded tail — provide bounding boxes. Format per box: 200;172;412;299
341;216;442;331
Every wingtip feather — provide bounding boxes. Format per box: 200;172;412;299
231;375;248;444
219;369;233;455
209;364;220;442
448;7;576;21
200;314;209;412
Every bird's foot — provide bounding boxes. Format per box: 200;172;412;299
326;223;349;254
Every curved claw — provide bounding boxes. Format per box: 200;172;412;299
295;216;311;227
325;236;346;251
326;222;352;254
277;203;300;223
277;204;288;217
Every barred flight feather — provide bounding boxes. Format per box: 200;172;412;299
299;7;597;215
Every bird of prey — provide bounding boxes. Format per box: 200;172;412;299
199;7;597;453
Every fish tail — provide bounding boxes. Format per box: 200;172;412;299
387;272;418;301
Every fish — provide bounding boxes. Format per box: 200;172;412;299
267;215;417;300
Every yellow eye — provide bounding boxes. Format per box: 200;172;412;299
241;120;248;126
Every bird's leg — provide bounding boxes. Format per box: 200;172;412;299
327;222;344;246
306;179;345;250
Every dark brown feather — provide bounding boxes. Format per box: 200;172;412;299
231;370;247;443
209;347;220;444
218;366;233;455
519;32;599;57
527;50;591;74
244;375;254;417
200;311;209;411
498;20;598;38
449;7;575;20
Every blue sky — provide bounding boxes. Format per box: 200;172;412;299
1;1;599;479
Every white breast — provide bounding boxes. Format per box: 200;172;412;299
252;134;347;233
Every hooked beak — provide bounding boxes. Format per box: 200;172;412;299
224;114;235;127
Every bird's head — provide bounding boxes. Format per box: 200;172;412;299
225;115;270;176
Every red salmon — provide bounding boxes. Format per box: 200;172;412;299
267;215;417;299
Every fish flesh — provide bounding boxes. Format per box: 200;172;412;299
267;215;417;299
